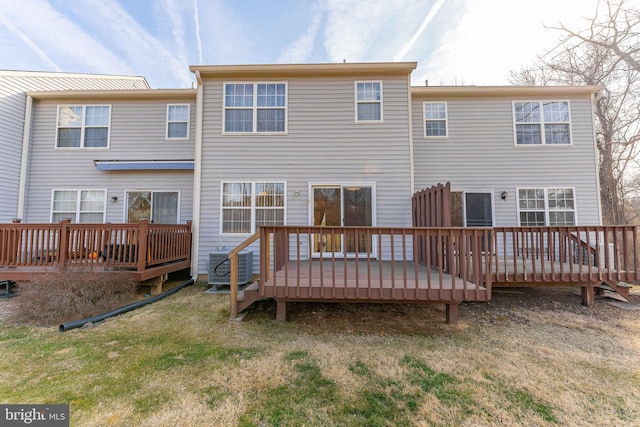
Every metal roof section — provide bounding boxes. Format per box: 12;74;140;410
27;88;196;100
94;160;195;171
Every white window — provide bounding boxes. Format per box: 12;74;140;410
518;188;576;226
166;104;190;139
221;182;285;234
51;190;105;223
424;102;448;137
126;191;179;224
224;83;287;133
355;81;382;122
57;105;110;148
514;101;571;145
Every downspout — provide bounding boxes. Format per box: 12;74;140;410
591;89;604;225
407;75;415;195
17;95;33;220
191;71;204;280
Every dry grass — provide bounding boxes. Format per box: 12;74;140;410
0;282;639;426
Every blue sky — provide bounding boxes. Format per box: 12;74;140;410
0;0;611;88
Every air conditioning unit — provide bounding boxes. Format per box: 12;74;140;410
208;250;254;286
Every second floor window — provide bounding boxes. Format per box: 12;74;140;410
57;105;110;148
424;102;448;137
167;104;190;139
355;81;382;122
514;101;571;145
224;83;287;133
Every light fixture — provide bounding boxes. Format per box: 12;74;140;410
501;191;508;200
111;196;118;203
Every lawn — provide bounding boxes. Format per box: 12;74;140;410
1;282;639;426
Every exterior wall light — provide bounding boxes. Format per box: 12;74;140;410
501;191;508;200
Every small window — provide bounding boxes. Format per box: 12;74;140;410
355;81;382;122
424;102;447;137
57;105;110;148
514;101;571;145
167;104;190;139
51;190;105;223
221;182;285;234
518;188;576;226
224;83;287;133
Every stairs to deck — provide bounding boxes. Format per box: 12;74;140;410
237;281;261;312
598;280;633;302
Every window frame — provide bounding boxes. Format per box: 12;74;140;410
355;81;383;123
220;181;287;235
166;104;190;140
516;187;577;226
50;189;106;223
55;105;111;149
222;82;288;134
423;101;448;138
123;190;181;224
513;100;572;146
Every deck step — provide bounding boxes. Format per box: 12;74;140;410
237;282;259;302
598;281;632;302
238;281;261;312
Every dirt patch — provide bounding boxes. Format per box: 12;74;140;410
244;286;640;334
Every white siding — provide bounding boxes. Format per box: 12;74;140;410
24;97;195;223
197;74;413;275
412;95;601;226
0;71;148;222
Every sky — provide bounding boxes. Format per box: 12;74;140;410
0;0;617;89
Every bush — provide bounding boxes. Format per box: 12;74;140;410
12;271;138;326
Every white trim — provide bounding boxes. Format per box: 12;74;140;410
512;100;573;146
422;101;448;139
354;80;383;123
165;103;191;140
55;104;112;149
17;95;33;220
191;72;204;278
219;181;287;235
516;187;578;226
50;189;107;223
222;81;288;134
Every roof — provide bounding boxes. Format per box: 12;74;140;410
0;69;150;90
26;88;196;100
190;62;418;78
411;85;605;98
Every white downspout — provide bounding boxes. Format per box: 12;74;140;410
17;95;33;220
591;89;604;225
191;71;204;279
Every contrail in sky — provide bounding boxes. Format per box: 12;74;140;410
193;0;203;64
0;15;61;71
394;0;447;61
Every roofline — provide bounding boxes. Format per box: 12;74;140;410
190;62;418;78
0;69;149;85
411;85;605;97
26;88;197;100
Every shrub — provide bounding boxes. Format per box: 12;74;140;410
11;271;138;326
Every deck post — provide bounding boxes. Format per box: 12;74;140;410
446;303;459;325
137;220;149;273
57;219;71;270
581;285;595;307
276;300;287;322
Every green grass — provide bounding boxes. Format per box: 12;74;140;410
1;285;639;426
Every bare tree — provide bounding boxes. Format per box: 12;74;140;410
510;0;640;225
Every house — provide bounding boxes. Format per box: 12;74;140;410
0;70;150;223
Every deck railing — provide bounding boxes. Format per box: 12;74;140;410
492;226;639;284
0;219;192;276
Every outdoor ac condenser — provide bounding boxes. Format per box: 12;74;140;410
208;250;254;286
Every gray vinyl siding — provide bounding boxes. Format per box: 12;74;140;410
23;97;195;223
412;95;601;226
0;72;148;222
197;74;413;275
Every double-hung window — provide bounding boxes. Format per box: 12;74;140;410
518;188;576;226
514;101;571;145
424;102;448;137
51;190;105;223
355;81;382;122
57;105;110;148
224;83;287;133
166;104;190;139
221;182;285;234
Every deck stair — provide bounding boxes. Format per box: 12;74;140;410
598;281;633;302
237;281;261;312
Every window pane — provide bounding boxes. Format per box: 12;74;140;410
520;211;546;226
85;106;109;126
127;192;151;223
256;182;284;207
152;192;178;224
223;183;251;207
424;103;446;120
222;209;251;233
256;109;285;132
79;212;103;223
168;122;188;138
57;128;81;147
225;109;253;132
225;84;253;107
256;209;284;227
543;102;569;122
168;105;189;121
80;190;104;212
549;211;575;226
515;102;540;122
516;124;541;144
544;124;570;144
426;121;446;137
357;103;381;121
53;191;77;211
52;212;76;223
58;106;82;127
357;82;381;101
85;127;108;147
257;83;285;107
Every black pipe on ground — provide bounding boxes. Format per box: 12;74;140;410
59;278;195;332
